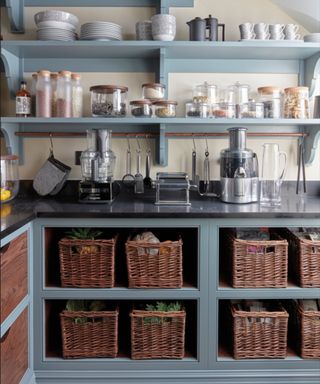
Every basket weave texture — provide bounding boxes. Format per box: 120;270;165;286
226;231;288;288
231;302;288;359
297;303;320;359
59;238;116;288
130;309;186;359
284;229;320;288
60;309;118;358
126;239;183;288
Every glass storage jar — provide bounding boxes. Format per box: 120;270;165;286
142;83;165;101
90;85;128;117
186;101;210;118
50;73;58;117
212;102;236;118
154;100;177;117
57;71;72;118
284;87;309;118
258;86;282;118
193;81;218;104
130;99;153;117
71;73;83;118
31;73;37;116
0;155;19;202
239;100;264;118
227;82;250;105
36;70;52;118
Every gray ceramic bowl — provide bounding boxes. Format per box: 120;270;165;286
34;10;79;28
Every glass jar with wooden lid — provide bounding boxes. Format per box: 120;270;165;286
90;85;128;117
284;86;309;119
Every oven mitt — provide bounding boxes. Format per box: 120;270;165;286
49;157;71;196
33;155;71;196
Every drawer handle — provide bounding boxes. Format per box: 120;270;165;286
0;328;11;343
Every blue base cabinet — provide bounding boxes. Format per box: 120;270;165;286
29;217;320;384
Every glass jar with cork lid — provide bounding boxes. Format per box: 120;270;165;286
284;87;309;119
90;85;128;117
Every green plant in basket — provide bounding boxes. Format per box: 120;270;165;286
144;301;182;325
66;228;102;255
66;300;106;324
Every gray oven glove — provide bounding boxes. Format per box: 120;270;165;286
33;158;67;196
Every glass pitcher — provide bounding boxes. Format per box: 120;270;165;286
260;143;287;206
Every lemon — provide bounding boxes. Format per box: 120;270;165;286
0;188;11;201
0;204;12;217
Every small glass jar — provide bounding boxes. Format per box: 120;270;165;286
212;102;236;118
258;86;282;118
193;81;218;105
239;100;264;118
142;83;165;101
130;99;153;117
0;155;19;203
227;82;250;105
50;73;58;117
186;101;210;118
90;85;128;117
71;73;83;118
154;100;177;117
36;70;52;118
57;70;72;118
284;87;309;118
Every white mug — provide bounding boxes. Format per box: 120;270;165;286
284;24;299;33
254;23;269;34
269;24;285;33
239;23;255;32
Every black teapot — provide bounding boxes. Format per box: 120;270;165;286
187;14;225;41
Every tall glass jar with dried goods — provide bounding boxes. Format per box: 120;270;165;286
30;73;37;116
36;70;52;118
57;70;72;118
71;73;83;117
50;73;58;117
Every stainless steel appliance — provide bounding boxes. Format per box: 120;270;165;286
79;128;118;203
220;127;259;203
155;172;191;206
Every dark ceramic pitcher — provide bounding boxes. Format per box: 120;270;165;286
187;17;207;41
205;14;225;41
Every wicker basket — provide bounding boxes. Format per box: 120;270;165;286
231;301;288;359
130;309;186;359
126;238;183;288
226;231;288;288
296;302;320;359
60;308;118;358
283;229;320;288
59;237;117;288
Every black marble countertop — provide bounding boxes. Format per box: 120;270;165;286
1;182;320;240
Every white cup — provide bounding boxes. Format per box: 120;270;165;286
239;23;255;32
254;23;269;34
284;24;299;34
269;24;285;34
285;33;301;40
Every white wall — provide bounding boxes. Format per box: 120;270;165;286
1;0;319;181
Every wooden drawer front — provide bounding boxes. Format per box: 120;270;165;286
1;232;28;322
1;308;28;384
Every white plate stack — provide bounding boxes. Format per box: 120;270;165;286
304;33;320;43
34;10;79;41
80;21;123;41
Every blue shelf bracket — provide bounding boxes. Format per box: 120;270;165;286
1;48;23;98
156;123;168;166
158;48;168;97
0;124;22;161
304;125;320;166
5;0;25;33
304;52;320;97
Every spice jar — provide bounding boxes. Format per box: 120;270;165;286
31;73;37;116
71;73;83;118
142;83;165;101
36;70;52;118
154;100;177;117
90;85;128;117
212;102;236;118
258;86;282;118
50;73;58;117
130;99;153;117
284;87;309;119
193;81;218;104
186;101;210;118
239;100;264;118
57;71;72;118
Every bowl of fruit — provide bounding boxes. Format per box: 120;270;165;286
0;155;19;203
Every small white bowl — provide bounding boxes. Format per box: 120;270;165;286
34;10;79;28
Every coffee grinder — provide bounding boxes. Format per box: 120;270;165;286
79;129;118;203
220;127;259;204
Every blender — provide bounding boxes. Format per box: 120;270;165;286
79;129;118;203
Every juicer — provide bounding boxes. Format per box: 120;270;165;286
79;129;118;203
220;127;259;203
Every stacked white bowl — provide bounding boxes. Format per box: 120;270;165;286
34;10;79;41
304;33;320;43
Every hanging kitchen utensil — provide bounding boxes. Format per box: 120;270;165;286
144;135;153;188
203;137;210;194
191;136;200;188
122;136;135;187
134;137;144;194
33;134;71;196
296;136;307;195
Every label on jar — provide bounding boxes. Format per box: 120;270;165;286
16;96;31;115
